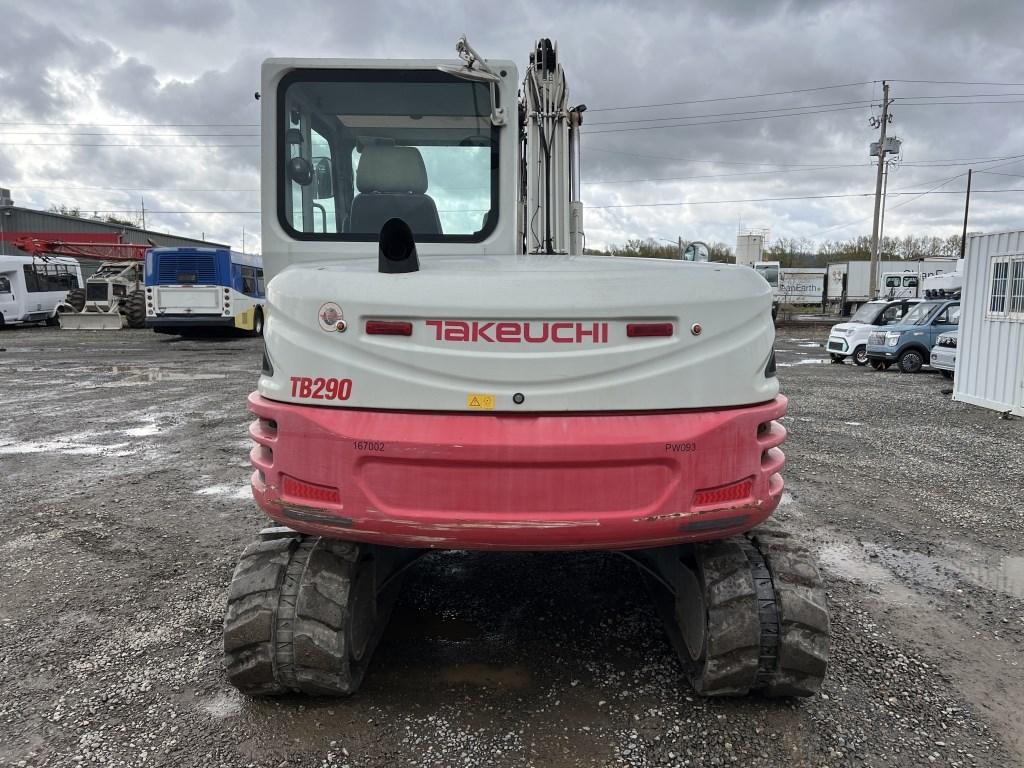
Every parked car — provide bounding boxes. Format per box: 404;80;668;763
865;298;960;373
826;298;921;365
929;330;957;379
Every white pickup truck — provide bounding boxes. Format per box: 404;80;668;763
826;298;921;365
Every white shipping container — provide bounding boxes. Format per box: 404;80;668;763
953;230;1024;417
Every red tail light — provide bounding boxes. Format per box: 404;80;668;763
627;322;674;338
366;320;413;336
281;475;340;504
693;478;753;507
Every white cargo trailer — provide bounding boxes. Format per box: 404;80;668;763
826;258;957;314
777;267;825;305
954;230;1024;417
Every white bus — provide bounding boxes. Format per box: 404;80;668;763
0;255;84;328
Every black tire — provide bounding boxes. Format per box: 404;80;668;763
251;308;264;337
829;354;845;364
869;360;885;371
125;289;147;329
940;369;954;380
45;314;60;327
224;535;392;696
747;529;830;697
66;288;87;313
897;348;925;374
852;345;869;366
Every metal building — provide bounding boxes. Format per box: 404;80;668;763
953;229;1024;417
0;189;227;277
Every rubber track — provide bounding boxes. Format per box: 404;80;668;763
688;540;762;696
223;535;370;696
747;528;830;697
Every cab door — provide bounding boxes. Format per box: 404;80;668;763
928;302;960;347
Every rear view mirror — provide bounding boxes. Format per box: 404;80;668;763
287;156;313;186
313;157;334;199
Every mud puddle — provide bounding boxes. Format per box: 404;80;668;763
820;540;1024;600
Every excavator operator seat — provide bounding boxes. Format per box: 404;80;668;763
346;146;442;235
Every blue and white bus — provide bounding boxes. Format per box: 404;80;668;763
145;247;265;335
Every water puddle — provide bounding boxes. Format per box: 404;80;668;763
437;662;532;689
797;342;822;348
122;412;178;438
958;556;1024;599
843;421;863;426
820;541;1024;601
0;432;136;457
195;484;252;500
104;366;227;382
776;358;829;367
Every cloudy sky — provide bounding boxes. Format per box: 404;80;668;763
3;0;1024;254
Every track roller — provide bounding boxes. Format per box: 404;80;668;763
223;529;413;696
639;528;829;698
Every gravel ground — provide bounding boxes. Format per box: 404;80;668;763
0;327;1021;768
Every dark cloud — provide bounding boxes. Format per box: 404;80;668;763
118;0;235;32
2;0;1024;251
0;7;115;118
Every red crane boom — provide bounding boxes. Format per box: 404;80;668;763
14;236;150;262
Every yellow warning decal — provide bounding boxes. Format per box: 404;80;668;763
466;393;496;410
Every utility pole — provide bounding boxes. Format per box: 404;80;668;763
960;168;972;258
678;236;684;260
869;81;891;298
140;197;146;230
878;160;891;251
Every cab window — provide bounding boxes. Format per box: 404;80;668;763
885;276;901;288
279;70;498;243
0;275;10;294
903;276;918;288
880;305;901;323
933;304;960;325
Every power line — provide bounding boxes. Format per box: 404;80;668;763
897;99;1024;106
974;170;1024;179
43;209;261;215
0;142;259;148
583;104;869;134
0;121;258;127
890;79;1024;87
15;185;258;192
583;164;868;185
0;131;259;137
808;153;1024;238
587;80;877;112
897;92;1024;100
587;187;1024;210
585;99;875;127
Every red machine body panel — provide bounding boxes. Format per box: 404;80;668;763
248;392;787;551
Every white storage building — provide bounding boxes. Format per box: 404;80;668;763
953;230;1024;417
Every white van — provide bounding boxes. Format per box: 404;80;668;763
0;255;84;328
